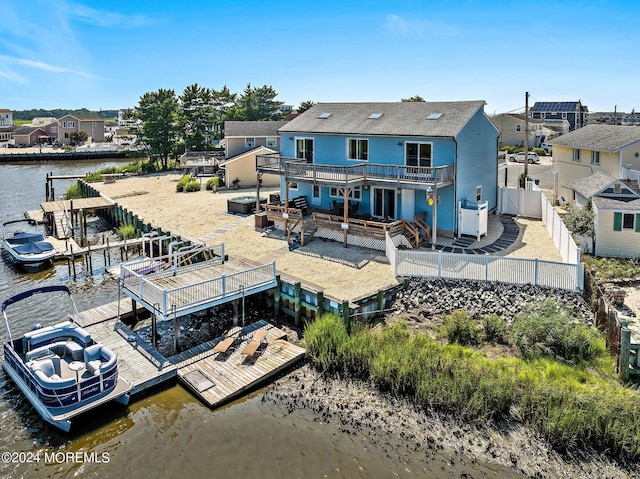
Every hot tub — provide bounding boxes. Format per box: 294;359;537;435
227;196;266;214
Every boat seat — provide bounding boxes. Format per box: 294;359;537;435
25;345;56;362
84;345;117;376
30;357;61;379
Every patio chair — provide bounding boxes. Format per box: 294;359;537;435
241;329;268;358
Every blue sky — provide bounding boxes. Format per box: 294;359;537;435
1;0;639;115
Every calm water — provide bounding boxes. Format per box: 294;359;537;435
0;161;523;479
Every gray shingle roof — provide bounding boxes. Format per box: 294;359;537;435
14;126;44;135
563;171;617;199
592;195;640;211
224;121;289;138
278;101;487;138
548;124;640;153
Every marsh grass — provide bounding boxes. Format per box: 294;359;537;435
305;313;640;460
64;182;83;199
118;224;137;239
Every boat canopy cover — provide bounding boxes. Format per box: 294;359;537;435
1;285;71;312
12;241;54;255
6;232;45;245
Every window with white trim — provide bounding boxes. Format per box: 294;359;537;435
562;112;567;119
405;142;432;167
347;138;368;161
266;137;277;148
623;213;635;230
329;186;361;201
573;148;581;162
516;124;522;132
475;186;482;202
245;137;255;147
591;151;600;164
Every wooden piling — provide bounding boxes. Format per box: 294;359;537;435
274;275;281;317
620;325;631;381
294;282;302;326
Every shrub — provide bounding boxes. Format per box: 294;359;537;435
64;182;83;199
206;176;222;190
483;313;508;344
185;180;201;192
509;299;606;363
176;175;190;192
442;310;481;346
531;147;545;156
118;224;136;239
563;200;594;237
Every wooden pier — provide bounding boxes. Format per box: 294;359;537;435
76;305;305;403
177;320;305;408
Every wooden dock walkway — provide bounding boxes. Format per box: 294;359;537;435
177;320;305;408
83;319;177;396
76;304;304;403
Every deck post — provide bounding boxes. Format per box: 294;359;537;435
151;310;157;348
131;298;138;324
342;300;351;331
274;275;281;317
173;308;180;354
316;291;324;318
343;187;349;248
620;324;631;381
377;290;384;317
294;282;302;326
232;299;239;326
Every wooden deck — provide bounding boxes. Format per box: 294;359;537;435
40;196;114;214
76;303;303;404
84;319;177;396
177;320;305;408
121;256;278;321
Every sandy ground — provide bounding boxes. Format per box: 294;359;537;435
93;172;564;301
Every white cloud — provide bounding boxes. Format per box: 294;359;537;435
69;2;155;28
0;55;98;80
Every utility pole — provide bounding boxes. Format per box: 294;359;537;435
523;91;529;185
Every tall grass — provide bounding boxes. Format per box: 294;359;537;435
64;182;83;199
305;314;640;460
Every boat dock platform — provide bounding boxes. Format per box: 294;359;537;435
77;304;305;404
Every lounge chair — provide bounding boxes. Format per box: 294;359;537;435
213;336;236;355
241;329;268;357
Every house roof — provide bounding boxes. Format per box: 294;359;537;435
279;101;487;138
530;101;585;113
59;114;104;122
563;171;617;199
592;195;640;211
14;126;45;136
548;124;640;153
592;178;640;211
224;146;276;165
224;121;289;138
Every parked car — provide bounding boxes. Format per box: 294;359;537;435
510;152;540;164
541;143;553;154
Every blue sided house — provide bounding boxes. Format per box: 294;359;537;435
257;101;499;245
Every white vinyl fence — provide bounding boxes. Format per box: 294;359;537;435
499;186;580;265
388;239;583;291
386;185;585;291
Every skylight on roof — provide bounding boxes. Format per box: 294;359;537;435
426;113;443;120
318;112;332;119
368;113;383;119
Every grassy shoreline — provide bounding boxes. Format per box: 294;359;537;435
305;313;640;461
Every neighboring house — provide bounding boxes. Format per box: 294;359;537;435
623;111;640;126
0;109;13;126
550;124;640;203
563;171;617;206
32;117;57;127
592;179;640;258
223;146;279;188
57;114;105;144
13;126;46;146
530;101;589;131
588;111;622;125
104;121;118;138
489;113;549;148
261;101;499;238
223;121;288;158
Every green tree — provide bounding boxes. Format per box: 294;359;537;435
210;85;237;140
401;95;425;102
180;83;215;151
235;83;284;121
135;88;180;170
563;199;595;237
297;100;316;113
69;131;88;145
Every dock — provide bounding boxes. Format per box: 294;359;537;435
77;303;305;403
176;320;305;408
40;197;114;239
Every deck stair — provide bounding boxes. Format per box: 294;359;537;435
53;209;72;239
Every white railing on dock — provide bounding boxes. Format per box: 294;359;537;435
387;234;583;291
